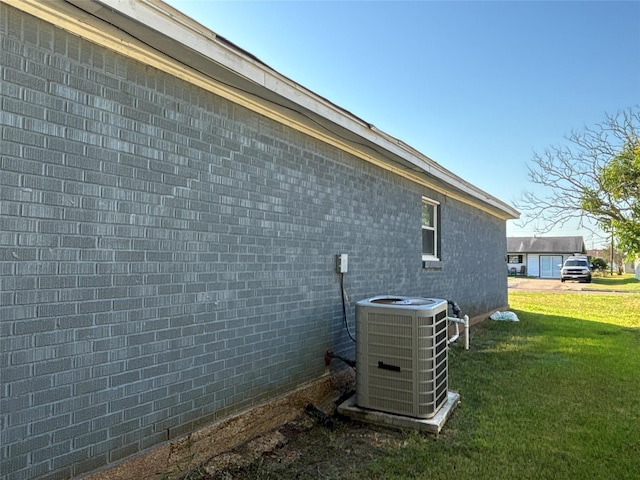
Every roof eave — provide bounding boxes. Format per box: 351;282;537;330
9;0;519;220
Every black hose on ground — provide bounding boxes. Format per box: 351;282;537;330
304;404;334;429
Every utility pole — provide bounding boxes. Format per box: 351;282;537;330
610;230;614;276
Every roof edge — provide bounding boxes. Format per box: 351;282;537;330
7;0;519;220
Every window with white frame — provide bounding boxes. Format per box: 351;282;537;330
421;197;439;261
508;255;523;264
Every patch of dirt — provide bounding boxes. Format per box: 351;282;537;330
191;395;407;480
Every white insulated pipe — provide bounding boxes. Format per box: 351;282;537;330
447;314;470;350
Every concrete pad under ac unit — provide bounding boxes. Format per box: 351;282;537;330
337;391;460;434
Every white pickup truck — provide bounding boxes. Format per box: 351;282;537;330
560;256;592;283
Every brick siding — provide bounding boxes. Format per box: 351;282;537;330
0;4;507;479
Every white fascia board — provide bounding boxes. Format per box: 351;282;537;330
87;0;368;128
81;0;517;219
8;0;518;220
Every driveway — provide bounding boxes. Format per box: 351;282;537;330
508;277;589;292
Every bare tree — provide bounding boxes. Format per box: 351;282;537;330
515;107;640;257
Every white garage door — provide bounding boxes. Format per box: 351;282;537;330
540;255;563;278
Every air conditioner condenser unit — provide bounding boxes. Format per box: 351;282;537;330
356;296;449;419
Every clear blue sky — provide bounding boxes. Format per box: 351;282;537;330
165;0;639;248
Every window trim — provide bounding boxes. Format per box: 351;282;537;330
421;197;440;262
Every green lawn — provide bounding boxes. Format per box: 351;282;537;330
365;291;640;480
586;273;640;291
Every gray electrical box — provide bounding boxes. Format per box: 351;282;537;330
336;254;348;273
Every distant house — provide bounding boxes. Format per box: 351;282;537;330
507;236;587;278
0;1;518;479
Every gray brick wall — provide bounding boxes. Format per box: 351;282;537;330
0;4;507;479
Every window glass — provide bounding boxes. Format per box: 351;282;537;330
421;203;434;227
422;229;435;255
